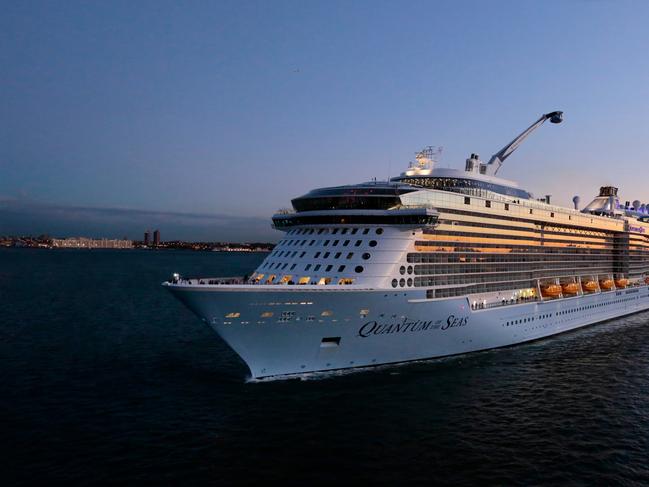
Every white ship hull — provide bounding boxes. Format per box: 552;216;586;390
166;283;649;378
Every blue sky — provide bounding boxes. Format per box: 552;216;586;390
2;0;649;240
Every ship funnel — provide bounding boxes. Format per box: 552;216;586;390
572;195;580;210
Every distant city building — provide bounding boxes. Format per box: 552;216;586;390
144;230;151;246
153;229;161;246
51;237;133;249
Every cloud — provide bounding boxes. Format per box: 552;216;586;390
0;200;279;242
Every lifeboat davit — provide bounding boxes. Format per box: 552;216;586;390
541;284;562;298
561;282;580;295
615;278;629;288
582;280;598;293
599;279;614;290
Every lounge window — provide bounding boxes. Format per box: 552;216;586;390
321;310;333;316
338;278;354;285
318;278;332;285
260;311;273;318
298;277;311;285
225;312;240;318
280;275;293;284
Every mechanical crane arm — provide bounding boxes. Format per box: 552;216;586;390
487;111;563;176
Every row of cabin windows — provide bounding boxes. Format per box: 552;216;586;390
288;227;384;236
274;239;377;250
463;196;559;218
262;252;372;271
504;297;640;326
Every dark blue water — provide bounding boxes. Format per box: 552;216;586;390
2;248;649;485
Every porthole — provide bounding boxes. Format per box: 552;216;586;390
407;266;413;274
376;228;383;235
399;278;405;287
355;266;364;273
391;279;398;288
362;252;371;260
407;278;413;287
369;240;377;247
399;266;406;275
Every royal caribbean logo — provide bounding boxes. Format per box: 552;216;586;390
358;315;469;338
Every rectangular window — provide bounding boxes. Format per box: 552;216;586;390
355;240;362;247
343;240;350;246
485;200;491;208
337;265;345;272
464;197;471;205
324;252;330;258
529;209;533;214
347;252;354;259
324;240;330;246
314;264;321;271
333;240;339;246
326;265;333;271
505;203;509;211
335;252;341;258
314;252;321;258
305;264;311;270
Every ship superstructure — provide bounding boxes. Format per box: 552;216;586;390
165;112;649;378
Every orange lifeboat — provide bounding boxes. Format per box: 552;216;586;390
599;279;614;290
561;282;580;295
615;278;629;288
541;284;562;298
582;280;598;293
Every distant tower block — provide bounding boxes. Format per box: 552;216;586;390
144;230;152;246
153;229;161;246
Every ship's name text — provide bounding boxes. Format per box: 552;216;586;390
358;315;468;338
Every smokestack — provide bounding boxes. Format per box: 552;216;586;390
572;195;580;210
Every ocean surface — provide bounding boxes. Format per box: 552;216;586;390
2;248;649;486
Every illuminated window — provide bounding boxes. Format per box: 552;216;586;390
260;311;273;318
280;275;293;284
266;274;276;283
338;278;354;285
225;312;240;318
360;309;369;316
298;276;311;285
321;310;333;316
317;278;332;285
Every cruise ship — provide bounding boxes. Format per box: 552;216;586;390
164;111;649;379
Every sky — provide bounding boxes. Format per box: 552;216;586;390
2;0;649;241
